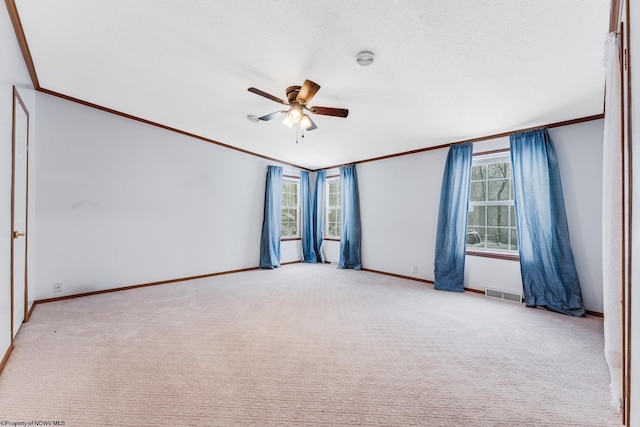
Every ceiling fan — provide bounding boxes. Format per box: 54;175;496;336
248;79;349;132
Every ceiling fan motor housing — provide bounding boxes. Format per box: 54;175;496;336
286;86;302;104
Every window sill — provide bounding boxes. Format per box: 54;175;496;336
281;237;301;242
466;249;519;261
323;237;340;242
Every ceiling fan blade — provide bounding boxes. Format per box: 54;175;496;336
248;87;288;105
258;110;286;121
296;80;321;104
309;106;349;118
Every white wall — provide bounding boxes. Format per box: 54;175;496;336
358;148;447;277
30;89;607;314
551;120;604;312
0;4;37;359
357;119;604;312
33;92;298;300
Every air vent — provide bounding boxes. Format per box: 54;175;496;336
485;288;523;303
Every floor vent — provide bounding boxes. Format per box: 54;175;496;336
484;288;523;303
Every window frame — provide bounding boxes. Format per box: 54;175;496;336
466;149;519;261
325;175;341;241
281;176;300;240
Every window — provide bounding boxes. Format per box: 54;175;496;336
467;152;518;254
326;177;341;238
281;178;299;238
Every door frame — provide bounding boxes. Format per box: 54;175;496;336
10;86;30;342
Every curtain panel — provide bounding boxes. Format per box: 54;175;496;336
259;165;283;269
602;31;623;410
338;164;361;270
313;170;326;264
300;171;317;263
433;142;473;292
510;129;585;317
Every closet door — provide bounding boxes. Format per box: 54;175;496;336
11;87;30;340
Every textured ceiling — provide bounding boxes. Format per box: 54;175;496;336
14;0;610;169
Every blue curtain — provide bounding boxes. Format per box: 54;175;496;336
300;171;317;263
259;165;283;269
338;164;361;270
313;170;326;263
510;129;585;317
434;142;473;292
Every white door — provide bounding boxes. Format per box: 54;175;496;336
12;88;29;340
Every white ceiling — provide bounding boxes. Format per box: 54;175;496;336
14;0;610;170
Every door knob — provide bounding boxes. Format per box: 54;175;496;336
12;231;25;238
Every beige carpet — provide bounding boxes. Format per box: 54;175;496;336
0;264;621;426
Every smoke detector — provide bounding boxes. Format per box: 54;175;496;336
356;50;375;66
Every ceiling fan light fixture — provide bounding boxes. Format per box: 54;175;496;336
282;115;294;128
287;104;302;123
300;114;312;130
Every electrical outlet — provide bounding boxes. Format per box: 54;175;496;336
412;266;418;274
53;283;62;293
